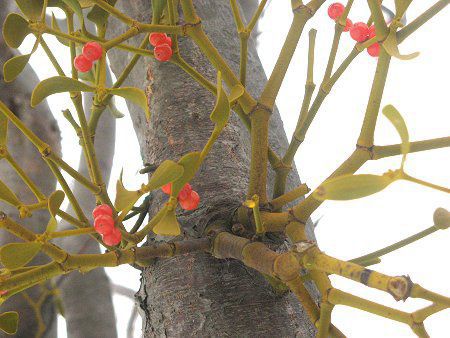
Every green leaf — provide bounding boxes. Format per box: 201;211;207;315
382;104;410;168
171;152;201;196
3;54;32;83
114;172;141;213
61;0;84;21
228;84;245;105
0;312;19;335
0;242;42;269
314;174;395;201
51;13;70;47
15;0;44;21
0;114;7;147
210;72;230;131
31;77;95;107
87;0;117;26
145;160;184;191
108;87;150;121
0;180;21;207
152;209;180;236
46;190;65;232
2;13;32;49
107;98;125;119
382;24;419;60
151;0;167;24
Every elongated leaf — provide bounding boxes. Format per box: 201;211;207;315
145;160;184;191
171;152;201;196
15;0;44;21
0;312;19;335
31;77;95;107
61;0;83;21
0;114;7;147
107;98;125;118
314;174;394;201
3;54;31;83
210;72;230;131
114;173;141;213
228;84;244;105
152;209;180;236
108;87;150;121
2;13;32;49
382;104;410;168
51;13;70;47
0;242;42;269
87;0;117;26
46;190;65;232
0;180;21;207
382;24;419;60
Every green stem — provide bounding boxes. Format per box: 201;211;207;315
39;38;66;77
358;49;391;147
402;172;450;194
372;136;450;159
48;227;96;239
350;225;440;265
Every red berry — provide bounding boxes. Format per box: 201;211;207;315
154;43;173;62
0;290;8;296
162;183;172;195
149;33;168;47
179;190;200;211
178;183;193;201
74;55;93;73
328;3;345;20
103;227;122;246
368;25;376;39
82;41;103;61
350;22;369;42
92;204;113;219
94;215;114;235
343;18;353;32
367;43;380;57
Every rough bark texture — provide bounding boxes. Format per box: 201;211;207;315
0;3;60;335
107;1;316;336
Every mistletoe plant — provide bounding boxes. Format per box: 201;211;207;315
0;0;449;336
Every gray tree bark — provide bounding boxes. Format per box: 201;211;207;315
107;1;316;336
0;3;60;336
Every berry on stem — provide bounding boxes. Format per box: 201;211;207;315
94;215;114;235
350;22;369;42
178;183;193;201
103;227;122;246
162;183;172;195
343;18;353;32
154;43;173;62
179;190;200;211
367;43;380;57
149;33;168;47
92;204;113;219
165;36;172;47
73;55;93;73
82;41;103;61
328;3;345;20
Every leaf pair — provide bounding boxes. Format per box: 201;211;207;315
30;76;150;120
314;105;410;201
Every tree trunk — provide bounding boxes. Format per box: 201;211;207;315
107;1;316;336
0;3;60;335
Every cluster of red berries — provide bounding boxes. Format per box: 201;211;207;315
92;204;122;246
149;33;173;62
162;182;200;211
74;41;103;73
328;3;380;57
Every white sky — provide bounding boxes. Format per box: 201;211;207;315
16;1;450;337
